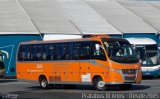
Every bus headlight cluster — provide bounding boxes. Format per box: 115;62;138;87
115;69;122;74
109;68;122;74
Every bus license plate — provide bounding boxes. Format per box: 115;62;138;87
128;74;135;77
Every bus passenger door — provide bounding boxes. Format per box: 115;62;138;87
79;41;92;83
79;41;108;84
66;42;80;83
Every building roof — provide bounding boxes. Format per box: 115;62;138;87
0;0;39;34
117;0;160;33
54;0;121;35
84;0;157;33
19;0;81;35
18;0;121;35
148;0;160;10
146;0;160;32
0;0;159;35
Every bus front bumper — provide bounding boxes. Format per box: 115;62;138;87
106;69;141;85
105;81;137;85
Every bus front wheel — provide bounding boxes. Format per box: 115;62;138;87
93;77;106;91
40;77;50;89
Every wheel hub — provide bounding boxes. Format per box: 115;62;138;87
98;81;105;88
41;80;47;87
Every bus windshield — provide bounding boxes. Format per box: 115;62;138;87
102;38;139;63
135;44;158;66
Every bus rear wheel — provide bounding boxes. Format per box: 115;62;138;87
93;77;106;91
119;84;132;90
40;77;50;89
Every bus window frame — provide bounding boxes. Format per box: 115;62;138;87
17;40;108;62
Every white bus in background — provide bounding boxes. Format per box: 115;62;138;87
126;38;160;77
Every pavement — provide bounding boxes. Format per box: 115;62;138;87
0;78;160;99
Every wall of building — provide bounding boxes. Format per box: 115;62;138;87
43;34;82;40
83;34;122;38
0;35;42;77
109;34;123;38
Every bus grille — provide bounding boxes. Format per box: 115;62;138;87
124;76;136;80
122;69;136;74
122;69;137;81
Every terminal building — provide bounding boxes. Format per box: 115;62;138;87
0;0;42;77
0;0;121;77
84;0;158;40
118;0;160;43
1;0;160;77
84;0;160;76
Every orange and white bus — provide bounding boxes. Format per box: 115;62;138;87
16;37;142;91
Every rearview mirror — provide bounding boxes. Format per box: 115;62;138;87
95;44;100;51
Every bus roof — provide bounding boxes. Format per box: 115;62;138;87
126;38;157;45
20;37;101;45
20;36;127;45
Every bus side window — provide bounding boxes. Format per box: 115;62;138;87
80;41;91;60
56;43;63;60
55;43;68;60
36;45;42;60
26;45;30;61
48;44;55;60
91;42;106;61
67;43;73;60
42;44;49;61
30;45;37;61
18;45;30;61
64;43;69;60
73;42;80;60
18;45;25;61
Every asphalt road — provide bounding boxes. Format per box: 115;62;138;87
0;78;160;99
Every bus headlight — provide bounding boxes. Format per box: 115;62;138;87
115;69;122;74
109;68;114;71
109;68;122;74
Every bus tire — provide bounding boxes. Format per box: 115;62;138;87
39;77;50;89
119;84;132;90
93;77;106;91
